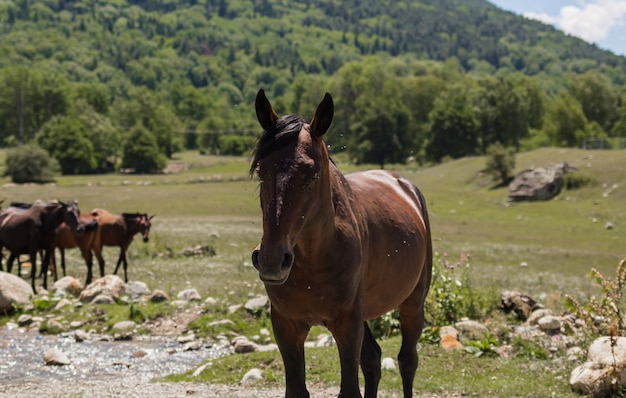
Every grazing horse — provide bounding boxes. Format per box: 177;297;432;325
250;89;433;398
90;209;154;282
53;212;99;284
0;201;83;292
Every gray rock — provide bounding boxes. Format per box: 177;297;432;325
240;368;263;384
381;357;396;370
571;336;626;396
17;314;33;327
244;296;269;313
44;348;70;366
74;329;91;342
123;281;151;301
455;320;488;341
147;290;169;303
91;294;115;305
0;271;33;312
177;288;201;302
79;275;125;303
53;277;83;298
508;163;577;201
112;320;136;331
232;336;259;353
537;315;562;332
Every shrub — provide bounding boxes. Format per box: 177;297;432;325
563;170;596;190
3;143;59;183
485;142;516;185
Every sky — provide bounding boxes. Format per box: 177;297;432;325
489;0;626;57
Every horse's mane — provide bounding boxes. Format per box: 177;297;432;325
122;213;145;219
249;114;305;176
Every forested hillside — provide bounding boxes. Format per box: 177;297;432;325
1;0;625;176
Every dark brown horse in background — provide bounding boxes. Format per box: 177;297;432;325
90;209;154;282
53;212;99;284
251;90;432;398
0;201;83;292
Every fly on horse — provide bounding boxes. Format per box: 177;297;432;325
251;89;433;398
90;209;153;282
53;212;99;284
0;200;83;292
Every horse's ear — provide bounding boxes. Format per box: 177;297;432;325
149;214;155;220
310;93;334;138
255;89;279;131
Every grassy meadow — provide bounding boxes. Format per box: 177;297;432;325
1;147;625;397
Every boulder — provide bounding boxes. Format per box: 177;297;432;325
0;271;33;312
79;275;125;303
571;336;626;396
508;162;577;201
53;277;83;298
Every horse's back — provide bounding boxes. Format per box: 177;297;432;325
90;208;125;246
345;169;431;319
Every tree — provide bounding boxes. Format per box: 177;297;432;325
542;91;588;147
569;71;618;132
426;90;480;162
3;142;59;183
36;115;98;174
121;124;166;173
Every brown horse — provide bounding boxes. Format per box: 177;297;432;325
53;212;99;284
90;208;154;282
0;201;83;292
250;90;433;398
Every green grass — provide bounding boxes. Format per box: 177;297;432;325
1;147;625;397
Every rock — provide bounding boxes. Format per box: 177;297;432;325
232;336;259;353
112;320;136;331
571;336;626;396
74;329;91;342
17;314;33;327
91;294;115;305
244;296;269;313
441;334;463;350
182;341;203;351
228;304;242;314
439;326;459;340
314;334;336;347
44;348;70;366
381;357;396;370
53;277;83;298
0;271;33;312
204;297;218;306
45;319;65;333
54;298;72;311
207;319;236;328
192;363;211;377
147;289;169;303
455;320;488;341
500;290;541;321
508;162;577;201
256;343;278;352
79;275;125;303
240;368;263;384
123;281;151;301
526;308;553;325
177;288;201;302
537;315;562;332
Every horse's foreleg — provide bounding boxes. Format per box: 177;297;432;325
93;246;105;277
329;312;364;398
271;306;310;398
360;321;382;398
7;253;16;274
113;249;128;282
80;245;94;285
59;248;66;277
29;250;37;293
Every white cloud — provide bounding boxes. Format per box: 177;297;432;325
523;0;626;43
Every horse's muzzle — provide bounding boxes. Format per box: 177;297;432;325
251;247;294;285
143;237;149;243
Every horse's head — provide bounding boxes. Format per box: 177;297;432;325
250;89;334;285
62;200;84;235
139;214;154;242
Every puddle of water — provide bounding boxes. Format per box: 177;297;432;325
0;325;232;385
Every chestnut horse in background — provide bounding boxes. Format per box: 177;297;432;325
250;90;432;398
54;212;99;284
90;209;153;282
0;201;83;292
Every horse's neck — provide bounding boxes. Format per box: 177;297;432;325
41;206;65;229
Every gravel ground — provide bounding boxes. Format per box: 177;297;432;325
0;380;464;397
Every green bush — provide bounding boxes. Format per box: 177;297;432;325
3;143;59;183
485;142;516;185
563;170;596;189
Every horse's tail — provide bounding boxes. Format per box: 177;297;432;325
415;186;433;299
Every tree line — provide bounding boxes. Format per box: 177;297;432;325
1;0;626;178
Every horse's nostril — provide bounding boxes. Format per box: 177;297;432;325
282;252;294;270
252;249;260;270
